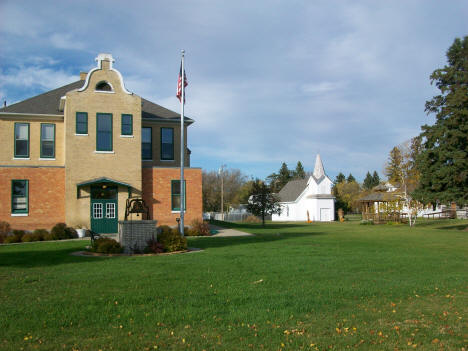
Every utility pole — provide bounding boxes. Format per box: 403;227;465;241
219;164;226;220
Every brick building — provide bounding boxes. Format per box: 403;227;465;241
0;53;202;232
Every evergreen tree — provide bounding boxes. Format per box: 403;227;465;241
347;173;356;183
385;146;403;184
414;37;468;205
363;171;374;190
335;172;346;184
372;171;380;187
294;161;306;179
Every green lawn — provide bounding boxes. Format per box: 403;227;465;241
1;220;467;350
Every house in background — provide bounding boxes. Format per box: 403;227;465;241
0;53;202;233
272;154;335;222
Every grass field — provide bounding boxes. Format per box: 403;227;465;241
1;220;467;350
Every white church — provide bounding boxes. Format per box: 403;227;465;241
272;155;335;222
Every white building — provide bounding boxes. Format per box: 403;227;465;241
272;155;335;222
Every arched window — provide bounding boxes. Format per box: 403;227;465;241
95;81;113;92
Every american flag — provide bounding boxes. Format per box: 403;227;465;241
176;62;188;102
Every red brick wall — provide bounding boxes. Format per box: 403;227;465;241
142;168;202;227
0;167;65;231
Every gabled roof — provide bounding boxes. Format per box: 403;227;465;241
0;80;194;123
277;178;308;202
0;80;85;115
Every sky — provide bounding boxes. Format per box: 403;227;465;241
0;0;467;182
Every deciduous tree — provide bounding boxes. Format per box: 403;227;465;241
247;179;282;227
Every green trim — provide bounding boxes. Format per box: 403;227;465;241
160;127;174;160
14;122;29;158
121;114;133;135
96;113;113;151
142;127;152;160
77;177;132;188
11;179;28;214
76;112;88;134
171;180;186;211
40;123;55;158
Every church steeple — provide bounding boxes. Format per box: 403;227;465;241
312;154;325;179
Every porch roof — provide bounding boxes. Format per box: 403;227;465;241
76;177;133;189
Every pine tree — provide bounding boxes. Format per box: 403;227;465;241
372;171;380;187
335;172;346;184
294;161;306;179
385;146;403;184
414;37;468;205
363;171;374;190
347;173;356;183
278;162;291;189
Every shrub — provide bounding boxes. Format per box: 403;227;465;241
157;226;187;252
188;219;210;236
43;232;57;241
4;234;22;244
244;215;261;223
144;235;164;254
360;220;374;225
32;229;48;241
51;223;68;240
0;221;11;243
50;223;77;240
91;237;123;254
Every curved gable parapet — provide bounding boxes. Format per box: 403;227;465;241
78;53;132;95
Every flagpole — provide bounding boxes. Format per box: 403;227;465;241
180;50;185;236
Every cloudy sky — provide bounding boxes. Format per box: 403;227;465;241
1;1;467;181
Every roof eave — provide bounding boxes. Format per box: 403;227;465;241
0;112;64;120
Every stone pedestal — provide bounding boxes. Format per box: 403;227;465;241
118;220;157;254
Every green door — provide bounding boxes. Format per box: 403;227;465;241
91;186;118;233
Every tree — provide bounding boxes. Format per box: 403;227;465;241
335;172;346;184
267;162;292;193
246;179;282;227
414;37;468;205
202;168;247;212
372;171;380;187
294;161;306;179
385;146;403;184
347;173;356;183
363;171;374;190
333;180;361;214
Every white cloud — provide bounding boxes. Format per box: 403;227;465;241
49;33;85;50
0;66;76;91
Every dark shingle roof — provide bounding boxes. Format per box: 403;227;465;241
277;178;308;202
0;80;85;115
358;192;402;202
0;80;194;123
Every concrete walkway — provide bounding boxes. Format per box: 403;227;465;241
209;224;253;237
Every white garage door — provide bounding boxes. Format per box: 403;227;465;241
320;208;331;221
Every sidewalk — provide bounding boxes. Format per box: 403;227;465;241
209;224;253;237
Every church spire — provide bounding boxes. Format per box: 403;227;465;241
313;154;325;179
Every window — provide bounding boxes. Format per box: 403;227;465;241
11;180;28;214
96;113;113;151
96;81;112;91
142;127;152;160
93;203;103;219
121;114;133;136
171;180;186;211
161;127;174;160
76;112;88;134
106;203;116;218
14;123;29;158
40;123;55;158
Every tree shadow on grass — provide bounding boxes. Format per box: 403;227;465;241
0;241;109;268
436;224;468;231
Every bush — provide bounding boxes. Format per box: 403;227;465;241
50;223;77;240
244;215;261;223
32;229;48;241
4;234;21;244
91;237;123;254
157;226;187;252
21;233;37;242
43;232;57;241
188;219;210;236
360;220;374;225
0;221;11;243
144;235;164;254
